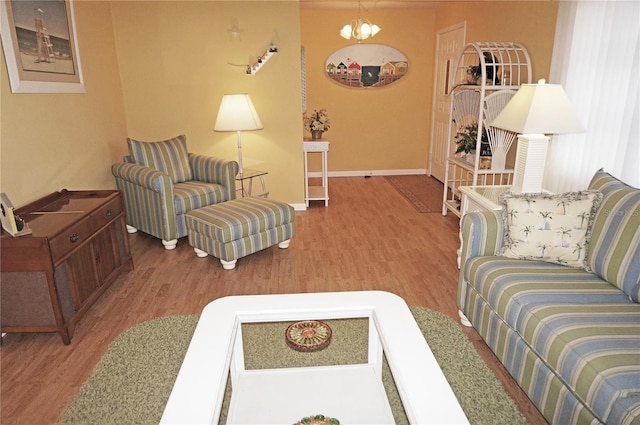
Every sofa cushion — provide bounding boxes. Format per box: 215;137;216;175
588;169;640;302
498;191;602;270
464;256;632;328
127;135;193;183
517;302;640;425
173;181;229;215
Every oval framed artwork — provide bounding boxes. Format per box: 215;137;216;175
325;44;409;89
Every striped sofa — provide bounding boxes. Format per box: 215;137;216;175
457;169;640;425
111;135;238;250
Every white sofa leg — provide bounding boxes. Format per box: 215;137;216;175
278;239;291;249
126;225;138;234
162;239;178;250
458;310;472;327
194;248;208;258
220;259;237;270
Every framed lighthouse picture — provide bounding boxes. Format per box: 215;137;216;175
1;0;84;93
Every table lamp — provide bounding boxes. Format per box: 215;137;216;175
491;79;584;193
214;94;263;175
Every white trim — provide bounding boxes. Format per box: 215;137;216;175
290;202;307;211
306;168;427;178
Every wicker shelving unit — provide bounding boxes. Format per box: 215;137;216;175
442;42;532;216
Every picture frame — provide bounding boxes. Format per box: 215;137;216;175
325;44;409;89
0;0;84;93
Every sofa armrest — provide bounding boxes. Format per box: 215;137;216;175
459;210;505;261
457;210;505;315
189;154;239;200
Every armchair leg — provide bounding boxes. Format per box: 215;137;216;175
458;310;472;327
194;248;208;258
126;225;138;234
278;239;291;249
162;239;178;250
220;259;237;270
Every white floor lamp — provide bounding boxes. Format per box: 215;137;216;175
491;79;585;193
214;94;263;175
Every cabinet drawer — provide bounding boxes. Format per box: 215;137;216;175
91;196;122;231
49;217;93;263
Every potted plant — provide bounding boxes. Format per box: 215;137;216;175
454;122;489;163
303;109;330;140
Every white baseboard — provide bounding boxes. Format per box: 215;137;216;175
291;203;307;211
298;169;428;210
306;169;427;178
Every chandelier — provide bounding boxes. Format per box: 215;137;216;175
339;2;380;41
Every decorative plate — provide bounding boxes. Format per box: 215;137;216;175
285;320;332;352
294;414;340;425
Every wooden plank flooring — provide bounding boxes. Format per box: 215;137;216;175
0;176;547;424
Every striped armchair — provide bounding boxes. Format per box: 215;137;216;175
111;135;238;249
458;169;640;425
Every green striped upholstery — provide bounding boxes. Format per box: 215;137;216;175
458;169;640;425
127;135;192;183
462;256;640;424
112;150;238;243
185;197;295;262
587;169;640;302
463;290;604;424
113;162;177;240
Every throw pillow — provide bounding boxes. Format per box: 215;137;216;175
127;135;192;183
497;191;603;270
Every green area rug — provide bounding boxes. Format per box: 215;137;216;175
59;307;527;425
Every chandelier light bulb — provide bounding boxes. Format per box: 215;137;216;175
360;21;372;37
340;24;353;39
338;16;380;41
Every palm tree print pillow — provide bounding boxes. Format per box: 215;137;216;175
497;190;603;270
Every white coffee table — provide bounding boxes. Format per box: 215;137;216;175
161;291;468;425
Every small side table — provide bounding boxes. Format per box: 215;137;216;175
457;185;511;267
303;139;329;207
236;168;269;198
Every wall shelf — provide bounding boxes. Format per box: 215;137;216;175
247;43;278;75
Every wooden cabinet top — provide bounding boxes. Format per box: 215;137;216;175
2;190;120;240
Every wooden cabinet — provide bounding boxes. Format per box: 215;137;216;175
0;190;133;344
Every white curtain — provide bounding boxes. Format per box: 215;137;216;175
544;0;640;193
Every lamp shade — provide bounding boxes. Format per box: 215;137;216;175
491;79;585;134
214;94;263;132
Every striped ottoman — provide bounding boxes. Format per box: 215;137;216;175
185;197;295;270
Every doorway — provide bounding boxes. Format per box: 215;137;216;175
428;23;466;182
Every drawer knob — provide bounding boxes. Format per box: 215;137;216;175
69;233;80;243
105;209;114;217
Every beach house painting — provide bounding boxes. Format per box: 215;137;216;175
325;44;409;89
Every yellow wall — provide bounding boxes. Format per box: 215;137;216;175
301;2;558;175
1;1;127;206
301;8;437;174
109;1;304;204
1;1;557;209
435;1;558;82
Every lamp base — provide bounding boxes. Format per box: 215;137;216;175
511;134;549;193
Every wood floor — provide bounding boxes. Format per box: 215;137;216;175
0;176;547;425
